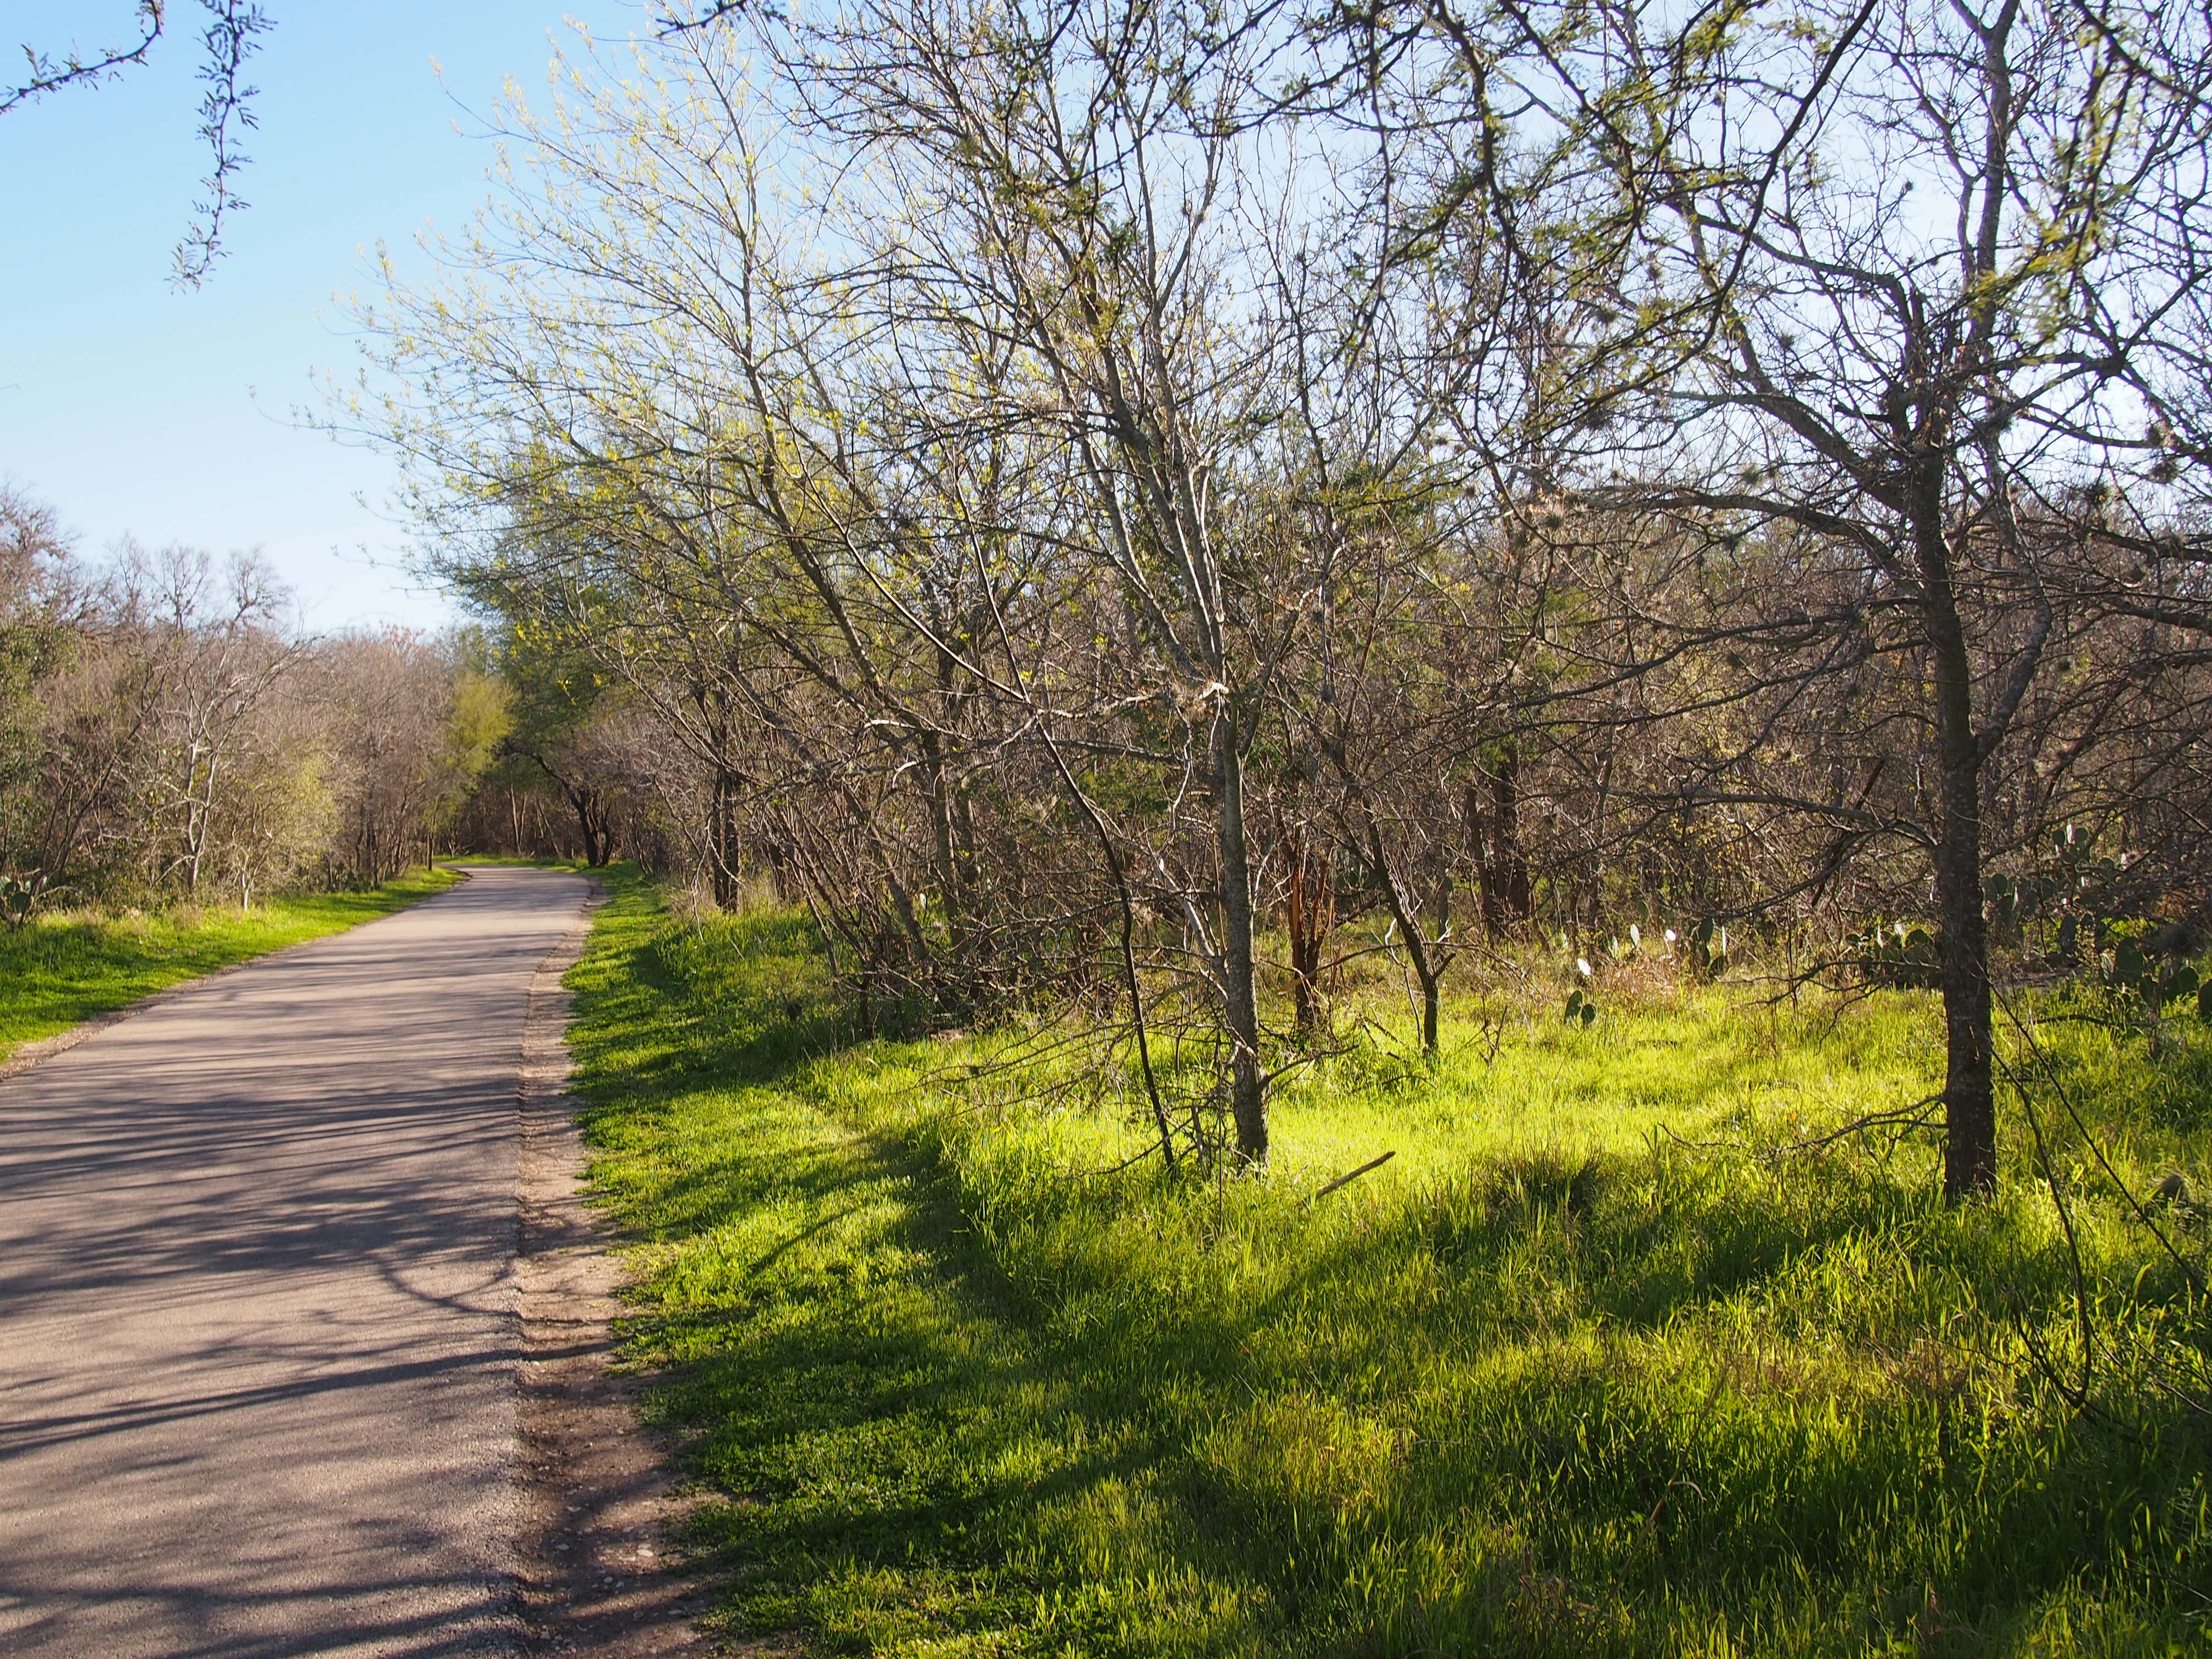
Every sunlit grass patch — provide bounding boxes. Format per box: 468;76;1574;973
566;871;2212;1656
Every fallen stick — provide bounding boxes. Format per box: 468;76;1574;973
1312;1149;1396;1201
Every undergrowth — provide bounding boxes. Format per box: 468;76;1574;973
565;867;2212;1657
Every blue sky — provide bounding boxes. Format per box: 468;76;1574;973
1;2;642;630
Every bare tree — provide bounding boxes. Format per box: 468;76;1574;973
342;0;2212;1190
316;630;507;887
1344;0;2212;1198
116;545;305;896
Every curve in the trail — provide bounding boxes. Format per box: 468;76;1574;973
0;866;592;1658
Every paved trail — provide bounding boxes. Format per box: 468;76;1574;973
0;867;592;1658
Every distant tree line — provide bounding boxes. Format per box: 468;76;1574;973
317;0;2212;1195
0;486;506;913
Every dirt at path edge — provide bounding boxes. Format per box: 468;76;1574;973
515;886;715;1657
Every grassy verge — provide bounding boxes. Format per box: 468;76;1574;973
566;867;2212;1657
0;867;460;1066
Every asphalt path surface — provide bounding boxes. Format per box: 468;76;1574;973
0;867;593;1657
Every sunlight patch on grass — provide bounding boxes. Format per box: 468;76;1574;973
564;872;2212;1657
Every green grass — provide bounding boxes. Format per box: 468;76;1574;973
0;867;461;1065
565;868;2212;1657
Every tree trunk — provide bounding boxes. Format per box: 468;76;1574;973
1935;788;1996;1202
1483;747;1532;928
709;768;742;909
1917;514;1997;1203
587;803;608;867
564;785;606;867
1216;718;1267;1165
1366;821;1441;1054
